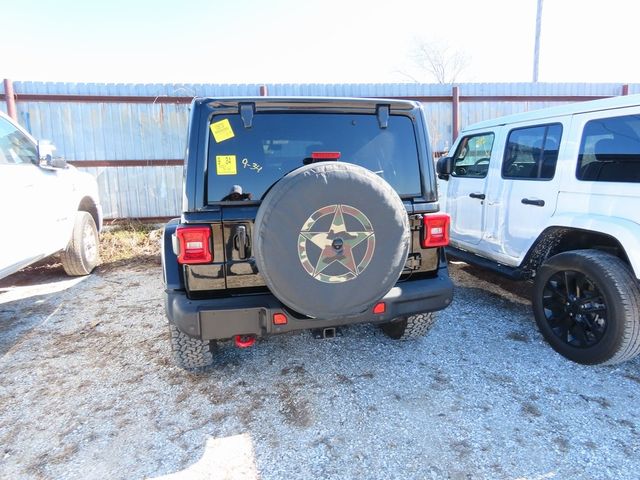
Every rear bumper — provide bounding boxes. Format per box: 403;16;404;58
165;269;454;340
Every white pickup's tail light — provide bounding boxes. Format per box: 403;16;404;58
421;214;450;248
176;226;212;264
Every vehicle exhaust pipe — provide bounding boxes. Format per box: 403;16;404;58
235;335;256;348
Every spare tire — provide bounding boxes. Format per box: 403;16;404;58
254;162;410;319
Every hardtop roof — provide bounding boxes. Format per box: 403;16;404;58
462;94;640;133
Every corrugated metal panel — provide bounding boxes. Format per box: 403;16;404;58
79;166;182;218
420;102;453;152
15;101;189;161
5;81;639;218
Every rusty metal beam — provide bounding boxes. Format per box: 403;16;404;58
452;86;460;143
68;159;184;167
0;92;615;105
1;94;193;104
3;79;18;120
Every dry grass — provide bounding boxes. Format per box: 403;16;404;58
98;221;162;271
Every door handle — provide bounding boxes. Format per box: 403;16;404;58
521;198;545;207
233;225;249;259
469;192;486;200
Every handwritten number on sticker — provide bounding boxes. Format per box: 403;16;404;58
242;158;263;173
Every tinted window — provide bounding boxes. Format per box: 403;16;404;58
207;113;422;202
450;133;494;178
502;124;562;180
577;114;640;183
0;116;37;165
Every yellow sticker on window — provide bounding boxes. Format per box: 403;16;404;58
216;155;237;175
210;119;235;143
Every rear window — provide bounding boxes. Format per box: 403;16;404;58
206;113;421;202
502;123;562;180
577;114;640;183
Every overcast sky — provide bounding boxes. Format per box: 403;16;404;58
2;0;639;85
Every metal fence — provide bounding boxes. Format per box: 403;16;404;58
2;80;637;219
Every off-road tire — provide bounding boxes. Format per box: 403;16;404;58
169;324;217;370
61;211;99;276
533;249;640;365
381;312;437;340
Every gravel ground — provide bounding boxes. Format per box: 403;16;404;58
0;261;639;480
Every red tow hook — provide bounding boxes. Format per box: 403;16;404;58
234;335;256;348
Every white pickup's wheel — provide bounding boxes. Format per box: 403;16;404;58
61;211;100;276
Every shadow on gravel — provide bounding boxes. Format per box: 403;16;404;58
0;263;86;356
453;262;533;302
0;259;66;289
0;292;62;356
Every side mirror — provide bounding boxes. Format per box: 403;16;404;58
436;156;454;180
48;157;68;169
38;140;56;162
38;140;67;169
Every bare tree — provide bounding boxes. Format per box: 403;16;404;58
406;40;470;84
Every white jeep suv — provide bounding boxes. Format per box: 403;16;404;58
0;111;102;280
437;94;640;366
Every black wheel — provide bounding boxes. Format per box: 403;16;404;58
61;211;100;276
169;324;217;370
533;250;640;365
381;312;437;340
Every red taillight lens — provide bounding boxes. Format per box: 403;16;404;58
176;226;212;264
421;214;450;248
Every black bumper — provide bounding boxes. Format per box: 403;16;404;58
165;270;454;341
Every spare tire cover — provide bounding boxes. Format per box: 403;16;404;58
254;162;410;319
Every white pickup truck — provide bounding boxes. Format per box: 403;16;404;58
0;111;102;280
437;94;640;366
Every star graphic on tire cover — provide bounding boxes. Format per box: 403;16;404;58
300;205;374;277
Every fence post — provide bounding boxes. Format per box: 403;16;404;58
3;79;17;121
259;85;268;96
452;85;460;144
622;84;629;95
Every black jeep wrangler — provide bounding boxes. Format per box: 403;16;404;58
162;97;453;369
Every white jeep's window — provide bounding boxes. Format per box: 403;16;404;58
450;133;494;178
502;124;562;180
577;114;640;183
0;116;37;165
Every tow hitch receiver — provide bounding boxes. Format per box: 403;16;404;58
312;327;341;339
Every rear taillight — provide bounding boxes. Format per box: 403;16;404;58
421;213;450;248
176;226;212;264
